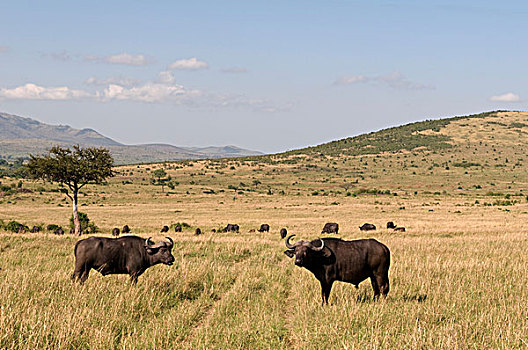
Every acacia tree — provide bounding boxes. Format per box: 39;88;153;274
152;168;167;192
26;145;114;235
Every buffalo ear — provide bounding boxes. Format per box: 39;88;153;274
321;247;332;258
145;247;155;255
284;250;295;258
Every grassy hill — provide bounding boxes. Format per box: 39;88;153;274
1;110;527;348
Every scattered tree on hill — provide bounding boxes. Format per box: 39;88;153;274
26;145;114;235
152;168;168;192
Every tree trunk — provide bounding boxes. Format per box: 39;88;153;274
73;188;81;235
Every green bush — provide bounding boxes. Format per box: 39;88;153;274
6;220;28;233
47;224;61;232
69;211;98;233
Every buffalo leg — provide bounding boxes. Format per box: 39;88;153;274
72;262;88;283
376;273;390;298
79;265;91;284
370;276;380;301
320;281;334;305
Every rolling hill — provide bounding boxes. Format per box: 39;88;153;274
0;112;262;164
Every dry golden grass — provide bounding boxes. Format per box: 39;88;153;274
2;112;528;348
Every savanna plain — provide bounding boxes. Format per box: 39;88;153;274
1;111;528;349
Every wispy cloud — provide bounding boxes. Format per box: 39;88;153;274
168;57;208;70
85;52;150;66
489;92;521;102
85;76;140;87
41;50;72;61
157;71;176;84
334;72;434;90
0;83;93;100
221;67;248;74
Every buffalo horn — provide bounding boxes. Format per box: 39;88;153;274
308;238;325;251
165;236;174;248
285;235;302;249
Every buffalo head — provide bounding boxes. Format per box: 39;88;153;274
145;237;175;265
283;234;328;267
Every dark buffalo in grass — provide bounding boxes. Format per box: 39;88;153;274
284;235;390;304
112;227;120;236
122;225;130;233
321;223;339;234
359;223;376;231
72;236;174;284
258;224;270;232
223;224;239;233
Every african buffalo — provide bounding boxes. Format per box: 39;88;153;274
30;226;40;233
223;224;239;233
386;221;396;229
280;228;288;239
195;228;202;235
17;225;27;234
72;236;175;284
160;225;169;233
122;225;130;233
284;235;390;304
258;224;270;232
54;228;64;235
321;223;339;234
359;223;376;231
174;225;182;232
112;227;120;236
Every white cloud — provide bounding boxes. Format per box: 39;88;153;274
102;83;201;103
168;57;208;70
334;75;369;85
85;53;150;66
0;71;291;112
157;71;176;84
221;67;248;73
335;72;434;90
489;92;521;102
0;83;92;100
85;76;139;87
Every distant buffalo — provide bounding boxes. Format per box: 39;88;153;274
112;227;120;236
284;235;390;304
359;223;376;231
54;228;64;235
386;221;396;229
224;224;239;233
280;228;288;239
122;225;130;234
321;223;339;234
195;228;202;235
174;225;182;233
211;229;217;233
394;227;406;232
160;225;169;233
30;226;40;233
72;236;174;284
17;225;27;234
258;224;270;232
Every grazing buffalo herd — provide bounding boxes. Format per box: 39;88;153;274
10;217;405;304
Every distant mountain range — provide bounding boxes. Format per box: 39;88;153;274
0;112;263;164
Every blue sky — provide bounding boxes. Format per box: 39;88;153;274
0;1;526;153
